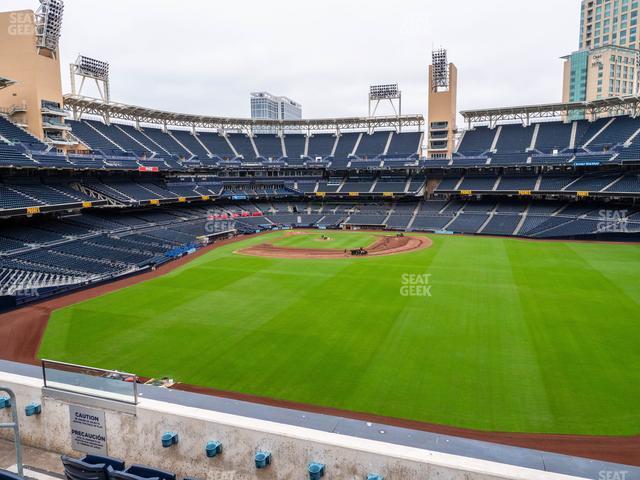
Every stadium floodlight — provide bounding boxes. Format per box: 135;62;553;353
368;84;402;131
369;84;400;100
35;0;64;55
69;55;112;122
432;48;449;91
77;56;110;80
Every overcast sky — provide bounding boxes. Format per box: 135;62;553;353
3;0;579;119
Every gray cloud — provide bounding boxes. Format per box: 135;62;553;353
1;0;579;120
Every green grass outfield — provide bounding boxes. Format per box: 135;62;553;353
39;232;640;436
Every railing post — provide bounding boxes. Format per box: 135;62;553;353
0;387;23;478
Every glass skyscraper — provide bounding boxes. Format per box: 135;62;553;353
563;0;640;117
580;0;640;51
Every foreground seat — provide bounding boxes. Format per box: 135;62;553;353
61;455;125;480
110;465;176;480
0;469;23;480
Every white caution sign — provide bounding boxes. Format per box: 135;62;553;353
69;405;107;455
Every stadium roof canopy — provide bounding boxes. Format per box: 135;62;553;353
460;96;640;127
63;94;424;133
0;76;16;90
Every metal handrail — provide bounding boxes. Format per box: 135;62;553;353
41;359;138;405
0;387;23;478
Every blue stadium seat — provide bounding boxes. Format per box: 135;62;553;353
0;116;47;150
67;120;125;156
110;465;175;480
356;131;390;158
62;454;125;480
253;134;283;159
535;121;572;153
227;133;257;160
495;124;533;153
333;132;360;158
307;134;336;159
457;126;495;155
387;131;421;157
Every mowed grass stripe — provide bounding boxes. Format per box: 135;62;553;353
507;241;640;432
39;233;640;435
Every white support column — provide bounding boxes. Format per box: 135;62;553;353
534;174;543;192
280;135;287;158
490;126;502;153
417;131;425;157
528;123;540;151
583;117;615;149
115;125;154;153
168;131;194;158
194;132;213;158
222;132;239;158
351;133;363;157
383;131;393;156
330;134;340;157
569;121;578;150
624;126;640;146
513;203;530;236
84;121;123;151
248;131;260;158
139;131;171;156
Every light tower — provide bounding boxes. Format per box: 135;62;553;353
34;0;64;59
69;55;111;122
368;84;402;131
427;48;457;158
0;1;66;144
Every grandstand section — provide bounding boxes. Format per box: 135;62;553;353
1;1;639;475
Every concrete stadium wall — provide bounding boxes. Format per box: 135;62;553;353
0;372;583;480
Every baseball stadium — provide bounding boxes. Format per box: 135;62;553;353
0;1;639;479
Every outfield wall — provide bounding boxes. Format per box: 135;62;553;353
0;371;584;480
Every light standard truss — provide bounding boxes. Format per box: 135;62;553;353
69;56;111;122
35;0;64;58
368;84;402;132
63;94;424;134
460;96;640;128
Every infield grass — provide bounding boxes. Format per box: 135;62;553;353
39;232;640;435
271;231;377;250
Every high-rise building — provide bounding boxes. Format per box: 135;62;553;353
579;0;640;51
250;92;302;121
563;46;639;102
562;1;640;118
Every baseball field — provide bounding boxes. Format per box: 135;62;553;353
38;231;640;436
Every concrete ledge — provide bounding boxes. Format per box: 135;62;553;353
42;387;136;415
0;371;585;480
